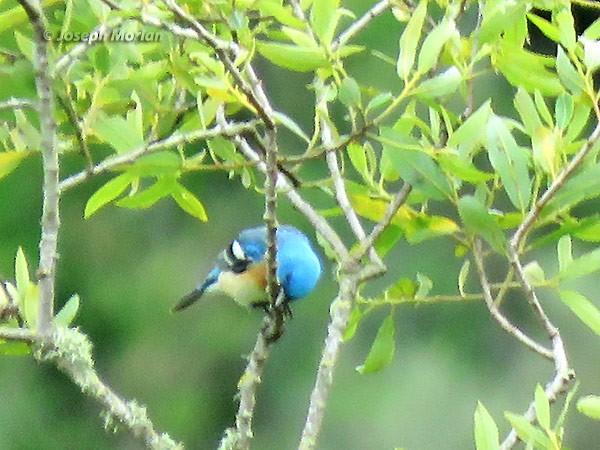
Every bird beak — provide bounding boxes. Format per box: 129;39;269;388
172;273;218;312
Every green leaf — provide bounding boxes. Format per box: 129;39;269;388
396;0;427;80
55;294;80;327
543;165;600;219
527;13;560;43
343;306;363;342
0;151;32;181
93;114;145;154
388;277;417;299
338;77;361;108
381;127;453;201
413;66;462;99
555;7;576;52
257;41;328;72
559;290;600;336
504;412;553;449
84;173;133;219
458;196;506;254
559;248;600;281
485;116;531;211
458;259;470;297
273;111;310;143
557;235;573;272
474;402;500;450
556;47;585;94
523;261;545;285
494;43;564;96
437;153;493;183
171;185;208;221
117;177;175;209
480;0;526;44
555;93;574;132
310;0;339;45
535;384;551;431
15;247;30;302
514;88;543;136
577;395;600;420
448;101;492;155
356;313;396;374
347;142;369;180
417;19;456;73
22;283;39;330
415;273;432;298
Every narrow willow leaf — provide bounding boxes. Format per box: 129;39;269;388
84;173;133;219
555;93;574;131
397;0;427;80
534;91;554;127
527;13;560;43
577;395;600;420
0;151;31;180
458;196;506;254
415;273;432;298
356;313;396;374
555;7;576;51
22;283;39;330
486;116;531;211
273;111;310;143
116;177;175;209
447;101;492;155
584;17;600;39
343;306;363;342
347;142;369;180
535;385;551;431
543;165;600;218
531;127;558;176
413;66;462;99
504;412;553;449
458;260;470;297
474;402;500;450
523;261;545;285
310;0;339;45
257;41;328;71
437;153;493;183
557;235;573;272
556;47;585;94
417;19;456;73
172;185;208;222
388;277;417;298
559;248;600;281
381;128;453;201
338;77;361;108
480;0;526;44
15;247;30;299
93;114;144;154
55;294;80;327
514;88;543;136
559;290;600;336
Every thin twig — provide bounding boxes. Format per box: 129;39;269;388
59;120;261;192
0;98;37;111
298;276;357;450
511;121;600;250
332;0;391;51
353;183;412;263
0;326;36;342
472;240;553;360
18;0;58;337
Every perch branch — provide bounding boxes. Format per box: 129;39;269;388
0;98;37;111
332;0;391;51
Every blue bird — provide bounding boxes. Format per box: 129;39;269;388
173;225;322;312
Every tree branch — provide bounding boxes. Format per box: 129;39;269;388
472;240;553;360
298;276;357;450
59;120;261;192
38;327;182;449
0;98;37;111
332;0;391;51
18;0;58;337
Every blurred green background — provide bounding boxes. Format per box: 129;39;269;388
1;2;600;449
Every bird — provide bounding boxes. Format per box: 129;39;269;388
172;225;322;312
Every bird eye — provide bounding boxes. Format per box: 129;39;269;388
230;240;247;262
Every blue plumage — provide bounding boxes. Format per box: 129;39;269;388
173;225;321;311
